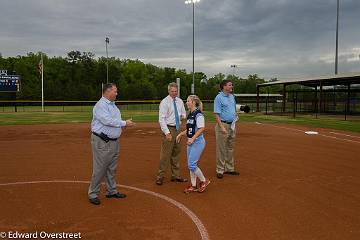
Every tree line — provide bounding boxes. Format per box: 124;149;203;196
0;51;279;101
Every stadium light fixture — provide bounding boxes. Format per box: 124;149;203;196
185;0;200;4
230;65;238;75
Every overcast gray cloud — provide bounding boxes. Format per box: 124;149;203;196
1;0;360;79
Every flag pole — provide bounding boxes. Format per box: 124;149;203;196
105;37;109;84
41;54;44;112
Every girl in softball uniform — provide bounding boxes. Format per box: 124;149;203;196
176;95;210;193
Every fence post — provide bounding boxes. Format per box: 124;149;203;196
293;94;296;118
314;86;318;119
345;84;351;121
296;91;298;114
256;85;260;112
265;90;268;115
282;84;286;114
14;92;17;112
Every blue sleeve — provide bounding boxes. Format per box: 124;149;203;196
214;95;221;114
119;111;127;127
93;102;122;128
195;113;205;128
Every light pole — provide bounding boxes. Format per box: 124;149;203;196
335;0;339;75
185;0;201;94
105;37;110;83
333;0;340;108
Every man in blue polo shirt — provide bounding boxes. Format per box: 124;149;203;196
214;80;240;179
88;83;135;205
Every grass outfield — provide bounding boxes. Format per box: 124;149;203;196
0;110;360;133
0;111;157;125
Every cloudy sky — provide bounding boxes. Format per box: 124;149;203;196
1;0;360;79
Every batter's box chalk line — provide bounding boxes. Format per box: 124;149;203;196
0;180;210;240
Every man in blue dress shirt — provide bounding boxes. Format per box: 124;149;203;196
88;83;134;205
214;80;240;179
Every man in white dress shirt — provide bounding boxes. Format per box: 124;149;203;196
156;82;188;185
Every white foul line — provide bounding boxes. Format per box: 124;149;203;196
317;134;360;144
255;122;360;144
328;131;360;139
0;180;210;240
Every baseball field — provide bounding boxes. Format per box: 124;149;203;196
0;111;359;240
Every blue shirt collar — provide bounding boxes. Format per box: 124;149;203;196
101;96;113;104
220;91;231;97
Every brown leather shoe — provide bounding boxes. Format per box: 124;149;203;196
171;177;188;182
156;176;164;185
216;173;223;179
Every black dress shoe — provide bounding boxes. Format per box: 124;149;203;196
216;173;223;179
89;197;100;205
171;177;188;182
224;171;240;175
156;176;164;185
106;192;127;199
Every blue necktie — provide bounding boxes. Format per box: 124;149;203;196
173;98;180;131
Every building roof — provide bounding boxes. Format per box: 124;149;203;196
257;72;360;87
234;94;282;97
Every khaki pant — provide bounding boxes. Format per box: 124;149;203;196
88;134;119;199
215;123;236;174
157;127;181;178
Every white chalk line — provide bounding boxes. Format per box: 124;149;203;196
317;134;360;144
328;131;360;139
0;180;210;240
254;122;360;144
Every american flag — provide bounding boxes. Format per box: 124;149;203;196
38;58;43;75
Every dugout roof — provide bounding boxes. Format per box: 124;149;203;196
257;72;360;88
234;94;282;97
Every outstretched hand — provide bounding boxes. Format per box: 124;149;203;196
126;119;135;127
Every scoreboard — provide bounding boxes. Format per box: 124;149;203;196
0;70;21;92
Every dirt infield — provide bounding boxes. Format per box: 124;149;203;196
0;122;359;240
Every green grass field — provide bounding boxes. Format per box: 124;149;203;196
0;110;359;133
0;111;157;125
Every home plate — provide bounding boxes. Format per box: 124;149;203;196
305;131;318;135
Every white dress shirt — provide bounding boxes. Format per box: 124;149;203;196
159;95;186;135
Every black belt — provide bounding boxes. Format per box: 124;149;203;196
221;120;232;124
92;132;118;142
167;125;176;128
